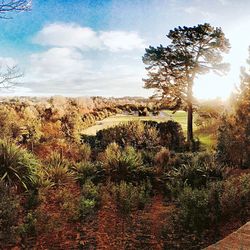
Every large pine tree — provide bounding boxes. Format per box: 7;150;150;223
143;23;230;145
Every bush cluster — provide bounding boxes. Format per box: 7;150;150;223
172;173;250;235
111;181;152;214
78;180;100;219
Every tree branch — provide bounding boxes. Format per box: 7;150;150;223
0;0;31;18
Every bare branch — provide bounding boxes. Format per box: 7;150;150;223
0;0;31;19
0;65;23;89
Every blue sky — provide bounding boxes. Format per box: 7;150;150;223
1;0;250;98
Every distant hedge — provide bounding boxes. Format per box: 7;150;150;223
81;120;185;151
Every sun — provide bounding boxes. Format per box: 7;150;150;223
193;73;236;100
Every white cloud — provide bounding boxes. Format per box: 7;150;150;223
28;47;91;80
184;6;197;14
33;23;101;50
19;45;149;96
183;6;214;19
100;31;145;52
218;0;229;5
33;23;145;52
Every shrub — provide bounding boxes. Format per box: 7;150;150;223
101;143;143;182
81;179;100;201
24;189;40;210
171;153;222;186
166;173;250;247
78;143;92;162
78;180;100;219
44;153;72;186
192;151;224;180
155;147;170;170
141;149;156;165
219;174;250;218
177;187;210;233
165;152;224;198
0;183;20;243
144;120;185;151
0;140;39;191
173;173;250;237
19;212;37;237
96;120;159;150
56;187;79;221
216;115;249;168
71;161;105;185
112;181;152;214
78;198;97;218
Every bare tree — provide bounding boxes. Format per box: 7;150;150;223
0;0;31;18
0;1;31;90
0;65;23;89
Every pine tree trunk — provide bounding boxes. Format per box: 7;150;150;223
187;103;193;144
187;80;193;147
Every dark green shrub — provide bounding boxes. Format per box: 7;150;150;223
165;173;250;248
178;187;210;233
112;181;152;214
165;152;224;199
219;174;250;218
192;151;224;180
166;152;223;192
78;180;100;219
0;183;20;243
141;149;156;165
81;134;100;149
96;120;159;150
144;120;185;151
24;189;40;210
72;161;105;185
19;212;37;237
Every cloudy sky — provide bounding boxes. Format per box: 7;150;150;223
1;0;250;99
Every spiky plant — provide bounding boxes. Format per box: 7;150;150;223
45;153;72;186
0;139;39;191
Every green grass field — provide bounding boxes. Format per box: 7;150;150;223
82;110;215;148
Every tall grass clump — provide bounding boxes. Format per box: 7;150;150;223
112;181;152;214
44;153;72;186
0;139;39;191
100;142;143;182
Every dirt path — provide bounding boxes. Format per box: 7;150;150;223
17;189;175;249
96;194;174;250
147;194;175;249
33;182;81;249
96;194;128;249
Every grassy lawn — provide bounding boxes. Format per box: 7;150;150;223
82;112;173;135
82;110;215;148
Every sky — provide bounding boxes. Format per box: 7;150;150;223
1;0;250;99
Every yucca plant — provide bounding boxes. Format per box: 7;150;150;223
45;153;72;186
0;140;39;191
101;143;143;182
71;161;105;185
